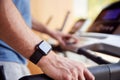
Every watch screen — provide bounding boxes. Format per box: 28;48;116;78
39;41;52;54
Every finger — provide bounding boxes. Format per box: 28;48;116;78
70;69;78;80
78;71;85;80
58;37;66;46
63;34;75;41
70;35;79;43
84;69;95;80
65;35;78;44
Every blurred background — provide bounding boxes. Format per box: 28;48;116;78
31;0;119;32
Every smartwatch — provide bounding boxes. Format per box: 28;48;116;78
29;40;52;64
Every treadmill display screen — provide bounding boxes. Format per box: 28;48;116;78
88;2;120;34
103;9;120;20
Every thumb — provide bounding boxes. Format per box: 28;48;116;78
58;38;66;47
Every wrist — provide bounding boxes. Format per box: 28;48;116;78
45;29;53;36
47;30;58;39
37;51;57;67
29;40;52;64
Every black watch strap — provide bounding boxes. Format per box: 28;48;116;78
29;50;43;64
29;40;52;64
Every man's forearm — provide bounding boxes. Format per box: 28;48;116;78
32;18;53;36
0;0;42;59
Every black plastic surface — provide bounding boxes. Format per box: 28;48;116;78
19;63;120;80
19;74;53;80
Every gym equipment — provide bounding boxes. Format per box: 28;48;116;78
87;1;120;34
0;66;6;80
19;62;120;80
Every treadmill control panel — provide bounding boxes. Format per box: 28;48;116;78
88;2;120;34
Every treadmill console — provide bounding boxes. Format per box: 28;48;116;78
88;1;120;34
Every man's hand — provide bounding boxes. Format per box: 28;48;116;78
32;18;78;51
49;31;78;50
37;51;95;80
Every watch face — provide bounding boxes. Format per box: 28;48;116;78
38;41;52;54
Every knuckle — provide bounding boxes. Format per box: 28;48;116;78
62;73;72;80
77;67;83;73
90;76;95;80
70;68;77;73
61;70;73;80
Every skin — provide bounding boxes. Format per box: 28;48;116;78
0;0;95;80
32;18;78;47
